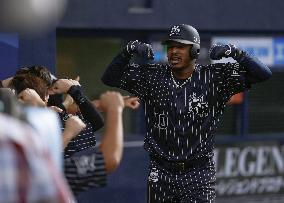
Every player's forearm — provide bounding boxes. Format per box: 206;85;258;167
101;52;131;87
62;130;77;149
33;98;46;107
68;85;104;131
236;51;272;83
99;107;124;173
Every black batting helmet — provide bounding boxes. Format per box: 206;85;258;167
162;24;200;59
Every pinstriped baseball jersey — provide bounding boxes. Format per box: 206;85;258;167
64;147;106;196
119;62;250;161
61;112;97;159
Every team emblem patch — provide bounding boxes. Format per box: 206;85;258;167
169;26;181;36
188;93;208;118
148;168;159;183
73;154;96;175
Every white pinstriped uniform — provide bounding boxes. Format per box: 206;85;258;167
119;62;250;202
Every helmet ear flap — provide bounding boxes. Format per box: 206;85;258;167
190;44;200;59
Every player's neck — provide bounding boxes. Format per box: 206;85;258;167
172;64;195;79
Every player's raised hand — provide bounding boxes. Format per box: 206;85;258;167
50;79;80;94
124;40;154;60
209;44;238;60
17;88;46;107
62;76;80;109
123;96;140;109
99;91;125;112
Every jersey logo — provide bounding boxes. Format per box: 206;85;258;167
154;113;168;130
232;70;239;75
169;26;181;36
188;93;208;118
148;168;159;183
193;36;200;44
73;154;96;175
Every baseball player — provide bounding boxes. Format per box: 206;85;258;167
101;24;272;202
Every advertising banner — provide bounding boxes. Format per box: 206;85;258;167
214;142;284;197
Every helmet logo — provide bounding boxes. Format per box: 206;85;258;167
193;36;199;43
169;25;180;36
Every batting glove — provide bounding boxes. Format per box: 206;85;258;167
209;44;242;60
123;40;154;60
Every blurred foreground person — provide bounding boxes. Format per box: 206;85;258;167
0;0;67;36
0;88;74;202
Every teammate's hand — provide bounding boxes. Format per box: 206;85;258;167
17;88;46;107
123;96;140;109
124;40;154;60
209;44;238;60
99;91;125;112
50;79;80;94
62;76;80;109
49;106;63;113
65;115;86;137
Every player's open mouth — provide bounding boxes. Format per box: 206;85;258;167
170;57;181;66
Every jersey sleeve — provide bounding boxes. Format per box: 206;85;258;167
213;62;251;102
101;52;150;101
118;63;150;101
67;85;104;132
